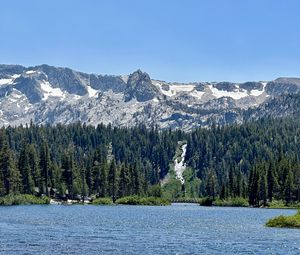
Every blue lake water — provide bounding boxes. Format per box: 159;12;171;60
0;203;299;254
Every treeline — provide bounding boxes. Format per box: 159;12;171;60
186;118;300;205
0;117;300;206
0;122;183;200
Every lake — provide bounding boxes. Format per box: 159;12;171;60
0;204;299;254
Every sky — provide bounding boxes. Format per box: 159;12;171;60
1;0;300;82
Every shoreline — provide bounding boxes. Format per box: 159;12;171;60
1;194;299;210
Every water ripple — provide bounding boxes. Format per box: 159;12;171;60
0;205;299;254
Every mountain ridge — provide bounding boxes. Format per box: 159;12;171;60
0;64;299;130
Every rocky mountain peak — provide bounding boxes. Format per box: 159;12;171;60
127;69;151;86
124;70;159;102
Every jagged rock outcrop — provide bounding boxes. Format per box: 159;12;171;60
124;69;159;102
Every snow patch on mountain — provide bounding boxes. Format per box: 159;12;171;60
121;75;129;83
209;85;248;100
157;82;196;97
154;82;173;97
155;81;269;101
12;74;21;79
0;74;22;86
26;70;37;75
250;82;267;97
86;85;98;98
0;78;13;85
169;84;195;94
40;81;65;100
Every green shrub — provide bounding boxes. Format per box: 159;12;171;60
268;200;300;209
268;200;287;209
266;211;300;228
91;197;113;205
116;196;170;206
162;177;183;200
0;194;50;205
147;185;163;198
213;197;249;207
171;197;202;203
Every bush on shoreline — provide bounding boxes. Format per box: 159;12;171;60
171;197;202;203
198;197;249;207
266;211;300;228
268;200;300;209
116;196;171;206
91;197;113;205
0;194;50;205
213;197;249;207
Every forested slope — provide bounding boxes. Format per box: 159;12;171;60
186;118;300;205
0;117;299;205
0;123;182;200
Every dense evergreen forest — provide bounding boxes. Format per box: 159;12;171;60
186;118;300;206
0;118;299;206
0;122;183;202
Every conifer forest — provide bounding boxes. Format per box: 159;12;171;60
0;117;299;206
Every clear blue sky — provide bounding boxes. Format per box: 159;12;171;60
1;0;300;82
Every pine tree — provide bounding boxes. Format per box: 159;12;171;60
248;166;259;206
118;163;130;197
92;163;101;194
236;169;242;197
150;165;160;185
132;163;141;195
219;184;227;200
92;160;108;197
62;150;76;198
228;167;235;197
98;161;108;197
51;163;62;191
39;141;51;196
78;166;88;197
284;169;294;205
258;167;268;206
0;165;5;195
0;135;21;195
267;162;278;202
108;159;117;202
205;170;217;199
28;144;42;191
18;142;35;194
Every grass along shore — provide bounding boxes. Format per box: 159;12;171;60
0;194;170;206
0;194;50;205
115;196;171;205
266;210;300;228
1;194;300;209
89;196;171;205
267;200;300;209
198;197;300;209
212;197;249;207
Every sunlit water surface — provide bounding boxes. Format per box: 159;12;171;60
0;203;299;254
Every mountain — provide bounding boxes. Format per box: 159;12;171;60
0;64;300;130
